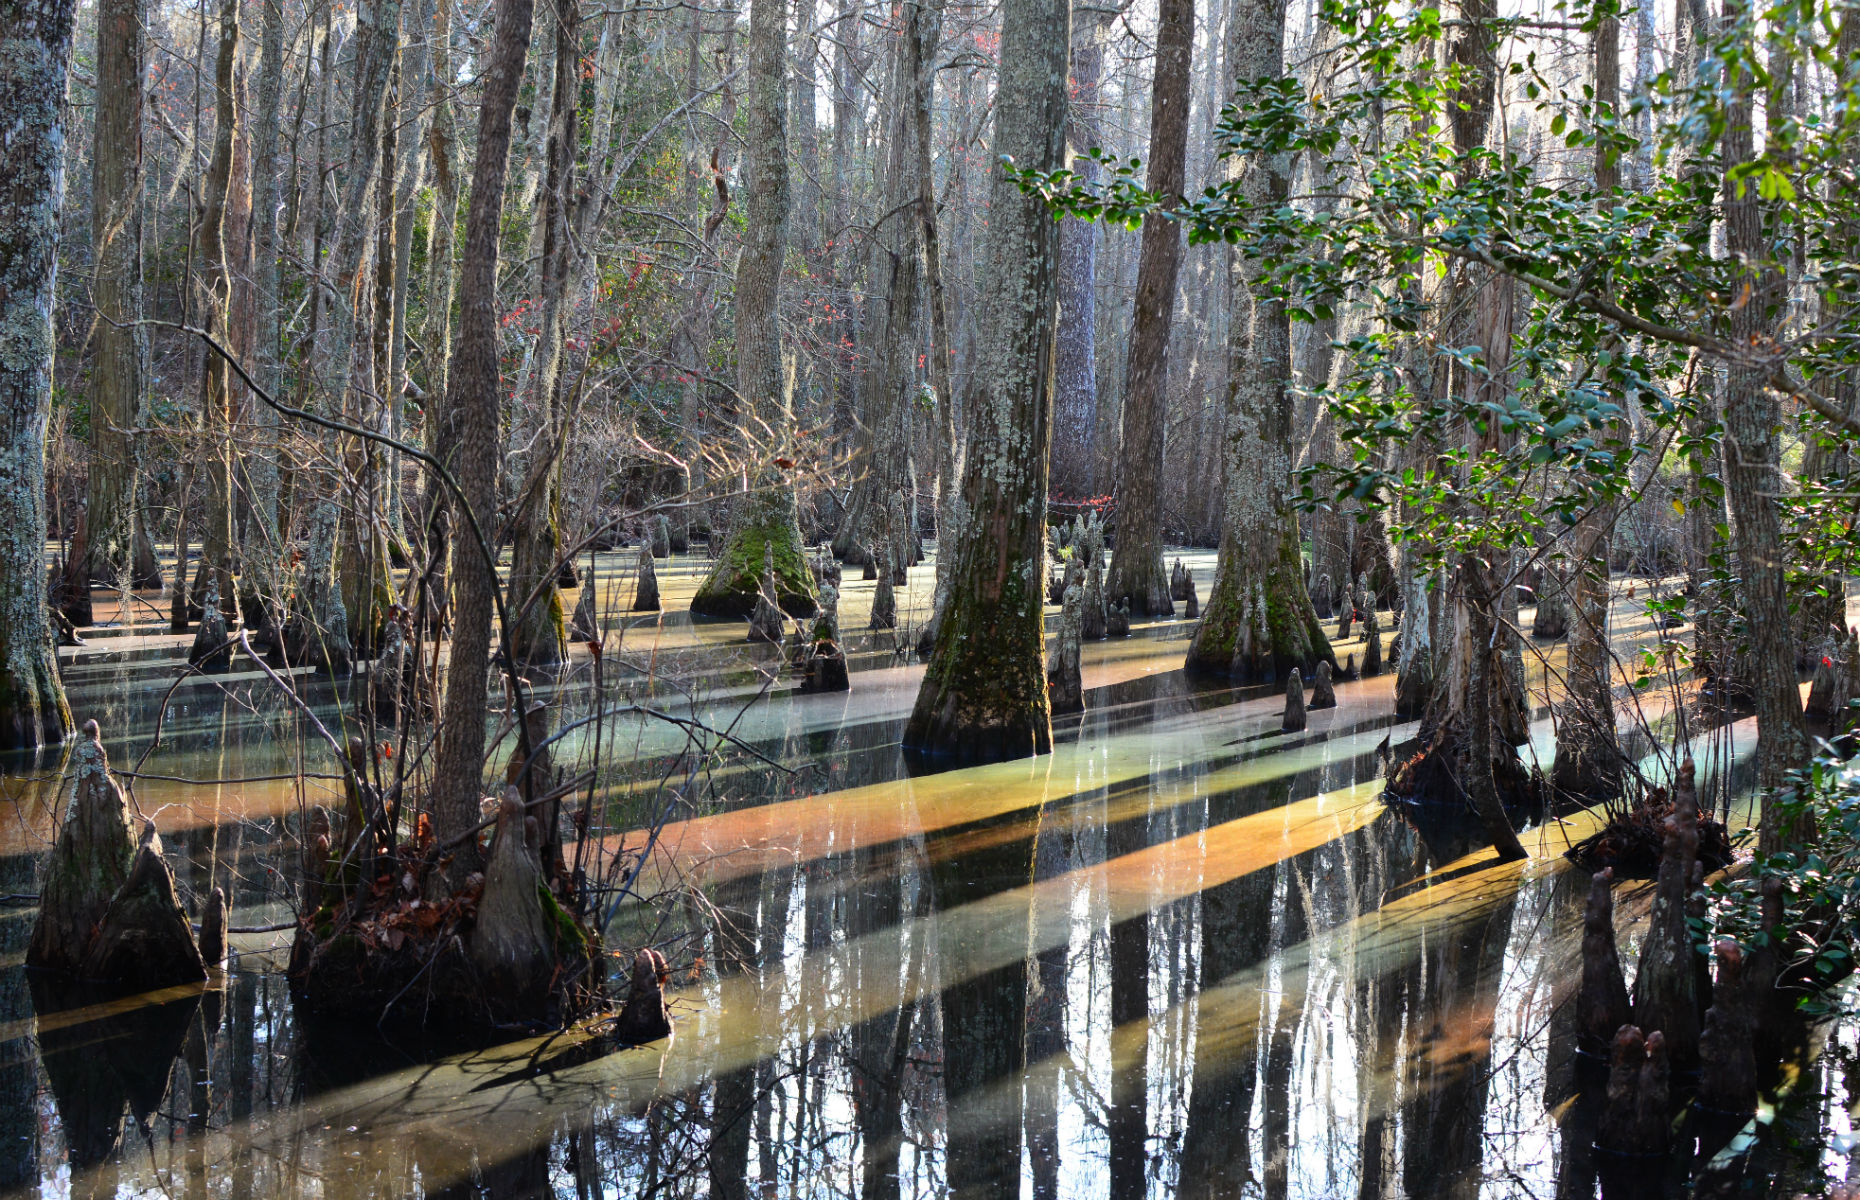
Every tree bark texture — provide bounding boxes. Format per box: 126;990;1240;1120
691;0;819;618
84;0;147;586
1048;12;1113;502
0;0;78;750
831;15;927;567
506;0;578;667
1719;1;1810;849
902;0;1070;762
431;0;536;854
196;0;241;609
1554;9;1626;802
1105;0;1192;618
247;0;285;555
1184;0;1331;682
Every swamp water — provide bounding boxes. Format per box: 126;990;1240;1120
0;550;1850;1198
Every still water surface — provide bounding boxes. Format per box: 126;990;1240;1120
0;551;1845;1198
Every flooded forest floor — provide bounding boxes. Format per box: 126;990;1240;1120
0;546;1854;1198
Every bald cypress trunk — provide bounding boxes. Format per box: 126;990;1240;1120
248;0;285;557
1184;0;1331;682
903;0;1069;762
1554;8;1626;802
0;0;77;750
1719;0;1809;850
84;0;148;588
832;27;925;567
431;0;536;856
1104;0;1191;618
196;0;241;611
1049;14;1112;502
505;0;578;667
691;0;818;618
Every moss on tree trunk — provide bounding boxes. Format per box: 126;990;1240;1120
691;491;818;618
692;0;817;623
1186;513;1332;681
902;0;1068;764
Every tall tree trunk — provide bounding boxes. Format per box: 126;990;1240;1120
1184;0;1331;681
315;0;400;654
791;0;821;263
0;0;78;749
196;0;242;612
84;0;148;587
1104;0;1192;618
430;0;536;855
1798;12;1858;662
673;10;733;550
903;0;1069;762
913;0;959;633
416;0;461;621
505;0;578;666
1719;0;1809;849
1553;6;1626;801
384;0;433;555
315;0;400;410
690;0;819;617
1048;10;1112;501
831;22;924;566
248;0;285;565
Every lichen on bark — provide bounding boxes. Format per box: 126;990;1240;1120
0;0;80;750
1181;0;1331;685
903;0;1068;764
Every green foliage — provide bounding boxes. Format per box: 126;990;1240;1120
1013;0;1860;569
1707;748;1860;1011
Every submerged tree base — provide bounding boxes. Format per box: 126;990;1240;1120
288;796;606;1037
690;506;818;619
1384;724;1545;849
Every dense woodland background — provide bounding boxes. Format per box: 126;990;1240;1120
3;0;1859;828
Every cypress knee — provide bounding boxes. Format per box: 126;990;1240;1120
1309;660;1336;708
81;820;208;989
1578;868;1630;1053
568;571;600;641
613;948;672;1045
1697;939;1758;1114
633;543;661;612
871;553;898;630
1047;580;1085;716
188;577;233;672
1631;759;1702;1072
1282;669;1307;732
1598;1024;1647;1154
29;721;136;974
197;887;228;968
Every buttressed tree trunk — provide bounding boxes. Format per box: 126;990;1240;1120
430;0;536;858
830;21;925;568
1554;6;1627;802
691;0;818;618
505;0;578;667
1184;0;1331;682
85;0;148;587
1104;0;1191;618
0;0;78;750
1720;0;1809;852
903;0;1069;763
320;0;401;656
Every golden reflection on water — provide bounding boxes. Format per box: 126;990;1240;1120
3;560;1799;1199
